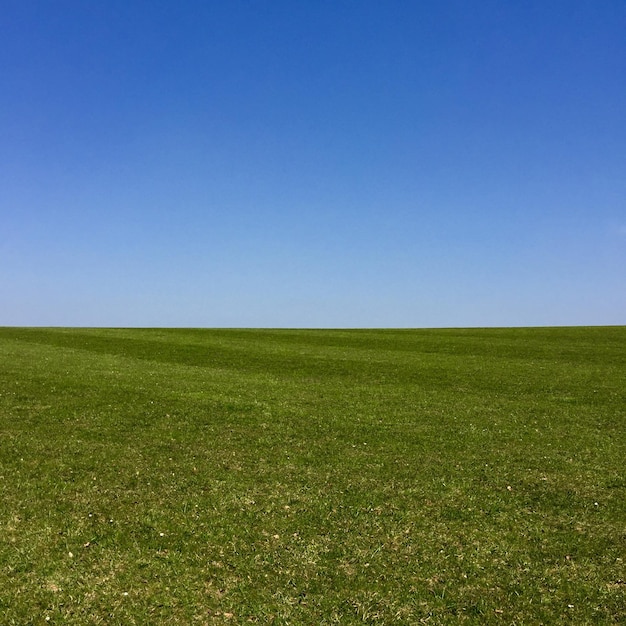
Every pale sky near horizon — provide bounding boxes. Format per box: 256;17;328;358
2;0;625;327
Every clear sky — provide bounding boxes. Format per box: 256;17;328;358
1;0;625;328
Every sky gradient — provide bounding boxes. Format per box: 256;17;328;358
2;0;625;327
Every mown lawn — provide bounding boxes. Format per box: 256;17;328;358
0;327;624;624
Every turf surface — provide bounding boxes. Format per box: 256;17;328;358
1;327;624;623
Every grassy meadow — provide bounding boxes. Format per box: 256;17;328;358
0;326;624;624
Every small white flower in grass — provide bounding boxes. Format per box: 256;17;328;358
160;532;165;537
123;592;129;596
68;552;73;558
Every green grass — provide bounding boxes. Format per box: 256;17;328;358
1;327;624;624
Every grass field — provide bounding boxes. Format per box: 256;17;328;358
0;327;624;624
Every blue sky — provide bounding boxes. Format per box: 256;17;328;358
1;0;625;327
